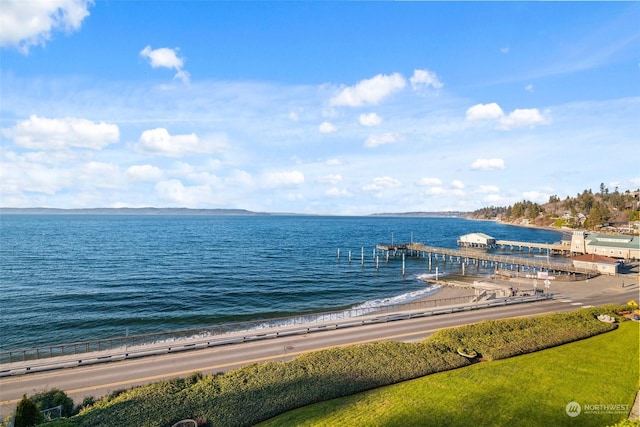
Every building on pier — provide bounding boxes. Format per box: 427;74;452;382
457;233;496;248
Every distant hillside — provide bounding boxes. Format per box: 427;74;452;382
370;211;468;217
468;184;640;232
0;207;267;216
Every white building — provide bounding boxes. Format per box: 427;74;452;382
458;233;496;248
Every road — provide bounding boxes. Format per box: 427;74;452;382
1;286;637;418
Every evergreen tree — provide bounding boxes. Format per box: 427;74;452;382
15;395;42;427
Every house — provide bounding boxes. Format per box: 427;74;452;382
458;233;496;248
571;254;619;276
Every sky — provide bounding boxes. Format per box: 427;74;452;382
0;1;639;215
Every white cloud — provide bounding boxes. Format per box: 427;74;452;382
416;177;442;186
155;179;212;207
318;121;337;133
425;187;446;196
261;170;304;188
79;161;123;189
522;190;549;203
498;108;551;130
451;179;465;189
466;103;505;121
127;164;164;182
2;115;119;150
525;84;534;92
363;176;401;191
478;185;500;193
330;73;406;107
484;194;504;204
325;158;342;166
364;132;403;148
471;158;506;171
316;174;342;185
326;187;352;197
409;69;443;90
140;45;190;83
136;128;224;157
501;46;510;54
0;0;93;53
359;113;382;127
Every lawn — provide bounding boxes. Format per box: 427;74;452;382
258;320;639;427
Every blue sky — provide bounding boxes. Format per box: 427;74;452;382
1;1;638;214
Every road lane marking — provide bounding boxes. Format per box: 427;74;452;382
0;327;439;406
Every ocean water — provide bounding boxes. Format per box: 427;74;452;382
0;215;562;351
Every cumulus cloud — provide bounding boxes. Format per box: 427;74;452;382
416;177;442;186
525;84;534;92
522;190;549;203
363;176;401;191
498;108;551;130
409;69;443;90
466;103;551;130
126;164;165;182
140;45;190;83
2;115;119;150
359;113;382;127
326;187;352;197
325;158;342;166
155;179;211;206
136;128;225;157
261;170;304;188
364;133;403;148
471;158;505;171
451;179;465;189
316;174;342;185
318;121;337;133
0;0;93;53
330;73;406;107
466;103;505;121
484;194;504;204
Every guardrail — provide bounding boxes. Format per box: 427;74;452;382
0;295;476;365
0;294;554;376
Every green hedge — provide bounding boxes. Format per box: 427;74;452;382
428;305;621;361
42;305;628;427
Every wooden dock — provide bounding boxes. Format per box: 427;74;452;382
494;239;569;255
375;242;596;277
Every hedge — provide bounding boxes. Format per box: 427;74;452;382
37;304;628;427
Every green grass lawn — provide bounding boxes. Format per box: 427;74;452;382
258;321;640;427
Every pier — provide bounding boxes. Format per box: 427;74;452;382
494;239;570;255
375;242;597;278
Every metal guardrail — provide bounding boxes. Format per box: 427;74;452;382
0;294;554;376
0;295;476;365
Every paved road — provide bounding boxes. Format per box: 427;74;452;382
1;286;637;418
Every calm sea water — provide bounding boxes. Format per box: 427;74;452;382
0;215;562;350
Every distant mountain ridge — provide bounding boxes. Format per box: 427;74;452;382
0;207;266;216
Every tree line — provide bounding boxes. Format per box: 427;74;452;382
470;184;640;230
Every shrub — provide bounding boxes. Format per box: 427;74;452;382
65;305;629;427
14;395;42;427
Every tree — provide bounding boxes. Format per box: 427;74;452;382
31;388;75;418
14;395;42;427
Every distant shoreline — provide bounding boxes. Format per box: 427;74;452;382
0;207;469;217
0;207;268;216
